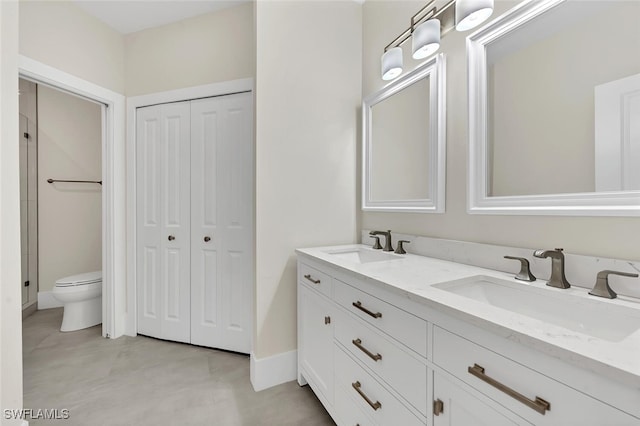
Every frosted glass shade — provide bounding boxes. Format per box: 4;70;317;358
412;19;440;60
455;0;494;31
381;47;403;81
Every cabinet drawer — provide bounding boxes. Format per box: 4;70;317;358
298;262;332;298
334;279;427;357
335;382;377;426
433;327;639;425
334;309;427;416
335;345;425;426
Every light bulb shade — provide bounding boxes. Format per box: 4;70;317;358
412;19;441;60
455;0;494;31
381;47;403;81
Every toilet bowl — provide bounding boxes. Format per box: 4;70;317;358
52;271;102;332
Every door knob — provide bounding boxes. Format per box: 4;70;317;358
168;235;175;241
204;236;211;242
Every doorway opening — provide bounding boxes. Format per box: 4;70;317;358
19;55;127;341
19;77;105;324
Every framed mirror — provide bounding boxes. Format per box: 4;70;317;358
468;0;640;216
363;53;446;213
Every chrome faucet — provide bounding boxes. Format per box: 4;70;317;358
369;230;393;252
533;248;571;289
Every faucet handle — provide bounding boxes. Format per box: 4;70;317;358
589;270;639;299
395;240;410;254
504;256;536;282
370;235;382;250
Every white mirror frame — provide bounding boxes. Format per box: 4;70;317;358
363;53;446;213
467;0;640;217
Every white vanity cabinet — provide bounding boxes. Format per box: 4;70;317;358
297;251;640;426
298;259;427;425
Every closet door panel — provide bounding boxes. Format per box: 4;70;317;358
200;250;218;324
190;101;222;347
161;103;191;343
136;102;191;343
219;93;253;353
137;107;162;338
142;247;158;319
190;93;253;353
164;114;186;226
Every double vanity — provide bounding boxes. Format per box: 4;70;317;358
310;0;640;423
296;240;640;425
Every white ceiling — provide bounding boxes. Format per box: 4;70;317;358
74;1;250;34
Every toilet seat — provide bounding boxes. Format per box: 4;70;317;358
55;271;102;287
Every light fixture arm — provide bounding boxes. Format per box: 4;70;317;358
411;4;437;32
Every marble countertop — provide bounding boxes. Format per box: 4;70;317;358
296;244;640;388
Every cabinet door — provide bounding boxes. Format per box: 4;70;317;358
136;102;191;343
190;93;253;353
299;284;334;404
433;373;528;426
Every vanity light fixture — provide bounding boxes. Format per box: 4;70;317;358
455;0;494;31
381;47;403;81
380;0;494;80
412;19;441;59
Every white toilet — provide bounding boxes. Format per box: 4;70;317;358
52;271;102;332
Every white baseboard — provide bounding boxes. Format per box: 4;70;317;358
37;291;63;309
250;350;297;392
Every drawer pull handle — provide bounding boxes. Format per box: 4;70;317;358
304;274;321;284
352;381;382;411
468;364;551;415
352;338;382;361
352;301;382;319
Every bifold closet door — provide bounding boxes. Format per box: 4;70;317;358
136;102;191;343
190;93;253;353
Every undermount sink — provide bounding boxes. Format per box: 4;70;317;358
325;247;401;264
434;275;640;342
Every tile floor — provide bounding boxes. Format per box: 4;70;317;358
23;308;334;425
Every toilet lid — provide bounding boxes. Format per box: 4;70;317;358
55;271;102;287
